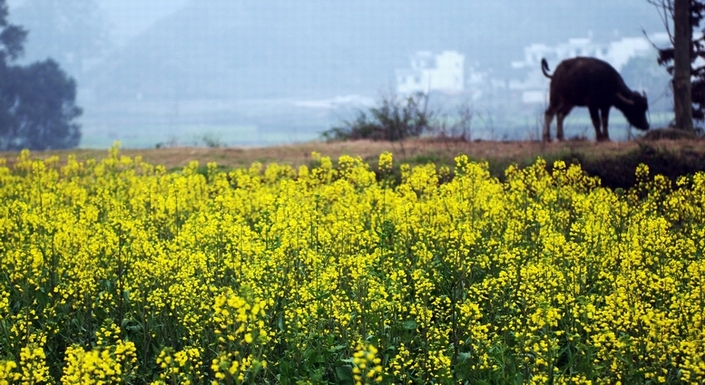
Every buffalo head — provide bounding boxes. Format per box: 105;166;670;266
617;91;649;131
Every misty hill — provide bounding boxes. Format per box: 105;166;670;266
96;0;189;45
88;0;664;102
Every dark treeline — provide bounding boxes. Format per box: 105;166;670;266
0;0;81;151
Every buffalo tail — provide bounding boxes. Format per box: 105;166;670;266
541;58;552;78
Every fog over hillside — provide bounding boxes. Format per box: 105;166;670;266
8;0;672;147
88;0;664;100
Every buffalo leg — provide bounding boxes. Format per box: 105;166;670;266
588;106;602;141
556;112;566;141
555;105;572;141
600;108;610;141
543;110;554;142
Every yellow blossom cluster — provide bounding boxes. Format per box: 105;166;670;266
352;342;383;384
153;346;203;385
61;339;137;384
0;145;704;384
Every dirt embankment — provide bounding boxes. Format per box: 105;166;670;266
1;136;704;189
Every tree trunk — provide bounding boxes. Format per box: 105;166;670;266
673;0;694;131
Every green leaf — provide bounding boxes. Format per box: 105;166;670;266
335;365;354;385
328;344;347;353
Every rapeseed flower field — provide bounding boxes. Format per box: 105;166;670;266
0;145;704;384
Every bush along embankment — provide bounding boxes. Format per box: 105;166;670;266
562;141;705;190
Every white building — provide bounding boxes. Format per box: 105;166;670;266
396;51;465;95
509;32;670;104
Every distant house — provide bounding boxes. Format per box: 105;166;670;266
396;51;465;95
511;32;669;73
509;32;670;105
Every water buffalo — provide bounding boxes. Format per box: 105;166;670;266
541;57;649;142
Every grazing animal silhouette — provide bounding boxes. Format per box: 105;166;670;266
541;57;649;142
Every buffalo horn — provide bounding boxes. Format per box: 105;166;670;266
617;93;635;105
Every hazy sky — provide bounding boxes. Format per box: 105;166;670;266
8;0;190;45
4;0;673;147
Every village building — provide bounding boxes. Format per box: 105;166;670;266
396;51;465;95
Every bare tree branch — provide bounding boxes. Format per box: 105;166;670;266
648;0;676;43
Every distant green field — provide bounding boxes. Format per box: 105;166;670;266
77;96;675;149
78;98;334;148
80;124;256;149
79;122;323;149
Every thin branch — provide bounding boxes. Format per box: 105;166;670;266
648;0;676;43
642;27;670;52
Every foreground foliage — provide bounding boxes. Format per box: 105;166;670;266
0;146;704;384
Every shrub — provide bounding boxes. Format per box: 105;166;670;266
323;92;435;141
